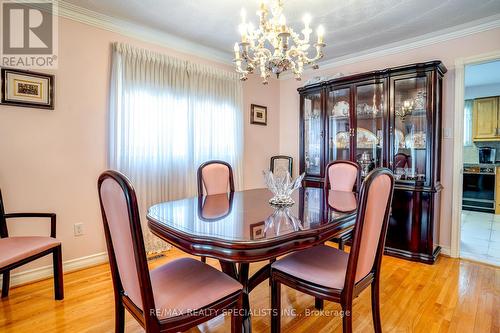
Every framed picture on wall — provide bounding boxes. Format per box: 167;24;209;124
1;68;55;110
250;104;267;125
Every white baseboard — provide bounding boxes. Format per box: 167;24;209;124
2;252;109;287
440;245;451;257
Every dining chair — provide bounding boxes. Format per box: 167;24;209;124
0;189;63;300
197;160;235;262
98;170;243;333
197;160;235;196
269;155;293;267
324;160;361;251
270;155;293;177
271;168;394;333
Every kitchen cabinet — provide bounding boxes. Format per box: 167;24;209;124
299;61;446;264
473;97;499;141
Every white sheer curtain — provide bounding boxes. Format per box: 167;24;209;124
109;43;244;252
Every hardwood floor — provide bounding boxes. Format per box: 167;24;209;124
0;245;498;333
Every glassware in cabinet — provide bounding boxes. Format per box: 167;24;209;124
392;76;428;183
302;92;323;176
327;87;351;162
355;82;385;176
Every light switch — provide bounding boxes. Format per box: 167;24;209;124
443;127;452;139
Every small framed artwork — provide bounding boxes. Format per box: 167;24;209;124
250;104;267;125
1;68;55;110
250;221;266;240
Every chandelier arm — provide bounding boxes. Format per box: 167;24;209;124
299;45;325;64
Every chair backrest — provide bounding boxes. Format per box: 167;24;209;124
0;189;7;238
394;153;412;168
97;171;155;317
197;160;235;196
344;168;394;289
324;160;361;192
270;155;293;176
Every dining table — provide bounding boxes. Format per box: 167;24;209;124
147;187;358;332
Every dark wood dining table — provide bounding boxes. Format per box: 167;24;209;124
147;187;357;332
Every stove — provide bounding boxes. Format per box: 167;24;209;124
462;164;496;213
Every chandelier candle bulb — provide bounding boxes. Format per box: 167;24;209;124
240;8;247;23
303;13;311;29
317;25;325;44
279;14;287;32
239;24;248;43
233;43;240;59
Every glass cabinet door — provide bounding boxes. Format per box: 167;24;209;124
355;82;385;176
303;92;323;176
327;87;351;162
392;75;428;183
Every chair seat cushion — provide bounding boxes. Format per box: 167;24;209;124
272;245;349;290
150;257;242;319
0;236;61;268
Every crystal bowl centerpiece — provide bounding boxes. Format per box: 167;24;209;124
264;170;305;208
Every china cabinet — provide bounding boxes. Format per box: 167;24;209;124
298;61;447;264
472;97;500;141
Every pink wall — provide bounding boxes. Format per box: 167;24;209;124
279;27;500;250
243;76;281;189
0;17;279;274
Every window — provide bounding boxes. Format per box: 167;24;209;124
109;42;244;252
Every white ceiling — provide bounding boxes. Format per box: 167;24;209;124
64;0;500;63
465;60;500;87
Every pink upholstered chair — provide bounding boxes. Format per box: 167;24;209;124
270;155;293;176
324;160;361;192
197;160;235;196
325;160;361;250
271;168;395;333
0;189;63;300
197;160;235;263
98;170;243;333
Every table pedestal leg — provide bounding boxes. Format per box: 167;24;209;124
220;261;252;333
315;298;324;310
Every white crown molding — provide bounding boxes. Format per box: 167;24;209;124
55;0;232;64
2;252;108;287
281;13;500;80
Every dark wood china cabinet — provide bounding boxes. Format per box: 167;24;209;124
299;61;447;264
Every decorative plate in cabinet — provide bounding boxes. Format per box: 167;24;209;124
357;128;378;148
331;101;349;118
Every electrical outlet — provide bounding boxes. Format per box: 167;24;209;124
74;223;84;236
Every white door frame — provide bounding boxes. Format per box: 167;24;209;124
450;50;500;258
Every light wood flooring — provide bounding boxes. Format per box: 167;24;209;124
0;245;499;332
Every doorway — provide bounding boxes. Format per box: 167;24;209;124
452;53;500;266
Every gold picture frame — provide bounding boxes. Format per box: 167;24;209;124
250;104;267;125
1;68;54;110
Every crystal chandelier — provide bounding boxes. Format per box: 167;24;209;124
233;0;326;84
